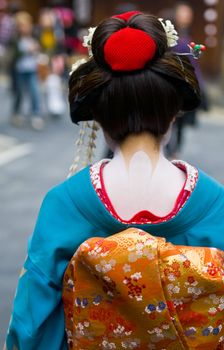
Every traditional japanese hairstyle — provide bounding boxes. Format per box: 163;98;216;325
68;11;202;174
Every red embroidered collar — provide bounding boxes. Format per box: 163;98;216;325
90;159;198;225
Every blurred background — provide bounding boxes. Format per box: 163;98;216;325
1;0;224;345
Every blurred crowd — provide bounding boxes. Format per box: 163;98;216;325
0;0;88;130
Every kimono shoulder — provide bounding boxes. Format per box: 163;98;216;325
6;168;100;350
181;169;224;251
28;166;99;286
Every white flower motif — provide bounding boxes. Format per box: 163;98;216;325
218;303;224;311
168;274;176;281
95;264;102;272
123;278;129;285
194;287;203;296
125;331;133;336
76;323;84;330
136;242;144;250
172;298;183;307
208;307;217;315
70;58;88;75
188;287;194;294
109;259;116;266
154;327;162;334
128;252;138;262
103;275;111;282
67;279;74;287
107;291;114;297
66;330;72;337
142;247;149;255
113;324;125;334
83;26;97;56
219;336;224;343
95;259;116;273
101;251;110;257
162;324;170;330
136;250;143;258
167;283;174;292
131;272;142;280
123;264;131;273
158;18;179;47
156;333;164;338
191;281;198;287
76;321;90;336
102;340;116;349
121;339;140;349
172;286;180;294
142;248;155;260
146;252;155;260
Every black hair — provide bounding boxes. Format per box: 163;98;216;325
69;13;200;142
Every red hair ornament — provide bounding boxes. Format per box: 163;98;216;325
104;27;157;72
112;11;141;21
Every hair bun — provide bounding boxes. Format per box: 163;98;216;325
91;13;167;72
104;27;157;72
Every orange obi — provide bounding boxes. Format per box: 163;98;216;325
63;228;224;350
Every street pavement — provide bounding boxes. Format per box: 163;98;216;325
0;80;224;346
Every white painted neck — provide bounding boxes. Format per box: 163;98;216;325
103;132;186;220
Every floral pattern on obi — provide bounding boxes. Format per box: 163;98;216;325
63;229;224;350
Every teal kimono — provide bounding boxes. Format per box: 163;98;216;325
5;165;224;350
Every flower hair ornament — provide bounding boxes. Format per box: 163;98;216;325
158;18;179;47
82;27;96;57
69;57;88;76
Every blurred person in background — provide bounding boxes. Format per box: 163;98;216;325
166;1;209;158
10;11;44;130
52;3;79;55
0;0;15;69
37;8;66;119
38;8;64;56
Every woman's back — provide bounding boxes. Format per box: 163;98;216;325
5;10;224;350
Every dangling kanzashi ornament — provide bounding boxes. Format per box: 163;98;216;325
188;42;207;59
